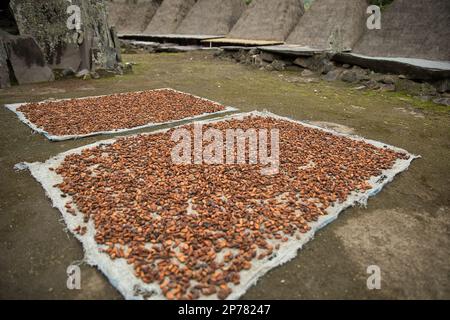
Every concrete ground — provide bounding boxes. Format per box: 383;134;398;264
0;51;449;300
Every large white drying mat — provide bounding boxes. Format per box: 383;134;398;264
5;88;238;141
18;111;419;300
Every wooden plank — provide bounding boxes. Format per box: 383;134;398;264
201;38;284;47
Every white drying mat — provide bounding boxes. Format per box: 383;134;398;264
5;88;238;141
18;111;419;300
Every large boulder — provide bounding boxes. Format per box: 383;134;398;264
0;31;54;85
0;38;11;88
10;0;121;74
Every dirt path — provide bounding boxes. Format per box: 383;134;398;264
0;51;449;299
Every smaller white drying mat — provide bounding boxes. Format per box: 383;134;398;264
4;88;238;141
19;111;419;300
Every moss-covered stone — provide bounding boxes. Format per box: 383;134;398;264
10;0;120;73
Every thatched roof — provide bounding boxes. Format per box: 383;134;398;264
353;0;450;61
286;0;368;51
175;0;246;36
106;0;162;34
228;0;305;41
143;0;197;35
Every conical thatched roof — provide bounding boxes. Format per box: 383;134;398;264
175;0;246;36
106;0;162;34
228;0;305;41
143;0;197;35
353;0;450;61
286;0;368;51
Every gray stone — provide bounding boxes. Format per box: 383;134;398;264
260;52;277;63
293;56;312;69
122;62;133;74
104;47;120;70
1;32;54;85
11;0;80;70
379;83;396;92
285;65;303;72
0;39;11;88
90;71;100;79
55;43;83;72
10;0;121;75
232;50;246;62
340;70;359;83
340;68;370;83
264;64;275;72
364;79;382;90
333;52;450;82
79;33;93;71
62;68;75;77
109;26;122;63
75;69;90;78
301;69;315;77
322;69;344;82
53;68;74;79
120;40;159;54
432;97;450;106
294;54;334;74
271;60;286;71
380;75;396;85
319;60;335;74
